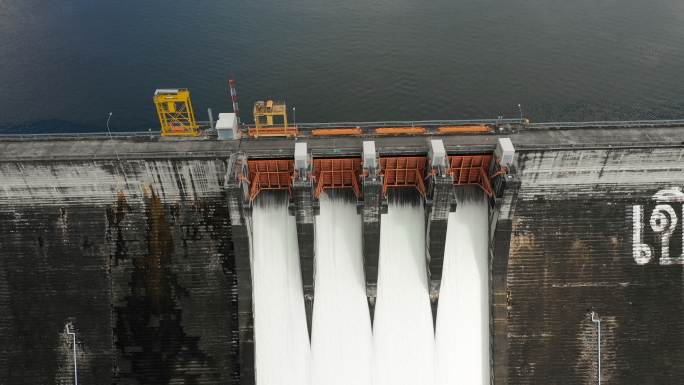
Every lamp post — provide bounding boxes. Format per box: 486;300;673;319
66;324;78;385
517;104;523;122
591;311;601;385
293;106;296;128
106;112;121;162
106;112;113;138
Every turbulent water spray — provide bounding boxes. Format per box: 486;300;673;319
311;193;373;385
251;193;311;385
250;189;488;385
374;193;435;385
435;189;489;385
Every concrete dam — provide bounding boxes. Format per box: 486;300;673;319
0;123;683;384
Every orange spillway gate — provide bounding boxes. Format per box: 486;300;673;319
380;156;427;197
312;158;362;198
246;159;294;201
448;154;495;196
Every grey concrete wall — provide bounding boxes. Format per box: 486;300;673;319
0;159;238;384
2;138;684;385
493;148;684;384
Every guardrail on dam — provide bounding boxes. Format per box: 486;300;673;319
0;123;683;384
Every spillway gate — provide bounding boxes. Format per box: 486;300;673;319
225;138;515;377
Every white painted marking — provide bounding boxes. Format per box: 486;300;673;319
632;205;652;265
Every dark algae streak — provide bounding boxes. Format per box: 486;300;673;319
112;189;217;384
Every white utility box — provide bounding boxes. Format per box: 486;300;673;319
495;137;515;168
429;139;447;168
363;141;377;170
216;113;239;140
294;142;308;171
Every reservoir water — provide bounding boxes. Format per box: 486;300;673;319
1;0;684;132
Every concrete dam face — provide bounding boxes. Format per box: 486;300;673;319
0;158;238;384
495;148;684;384
0;133;682;384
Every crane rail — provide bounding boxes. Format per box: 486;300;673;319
1;119;684;140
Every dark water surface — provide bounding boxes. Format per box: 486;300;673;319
1;0;683;132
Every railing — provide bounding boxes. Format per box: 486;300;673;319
291;118;521;129
1;118;683;140
0;131;159;140
526;119;684;129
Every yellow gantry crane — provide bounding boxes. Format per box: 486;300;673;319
249;100;297;137
153;89;200;137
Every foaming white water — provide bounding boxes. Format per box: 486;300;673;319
435;193;489;385
251;198;311;385
374;202;435;385
311;194;373;385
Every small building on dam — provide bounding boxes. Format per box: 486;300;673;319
0;121;682;384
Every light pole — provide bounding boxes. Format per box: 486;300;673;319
517;104;523;122
106;112;113;138
106;112;121;163
66;324;78;385
293;106;296;128
591;311;601;385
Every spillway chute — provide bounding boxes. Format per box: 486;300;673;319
226;144;319;341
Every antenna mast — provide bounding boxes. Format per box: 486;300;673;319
229;78;240;124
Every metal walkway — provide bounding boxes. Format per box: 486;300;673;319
2;118;684;140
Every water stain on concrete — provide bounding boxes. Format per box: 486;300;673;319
112;187;217;384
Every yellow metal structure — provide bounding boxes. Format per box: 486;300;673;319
254;100;288;128
249;100;297;137
154;89;200;137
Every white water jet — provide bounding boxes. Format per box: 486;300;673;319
435;192;489;385
251;195;311;385
374;200;435;385
250;191;487;385
311;194;373;385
